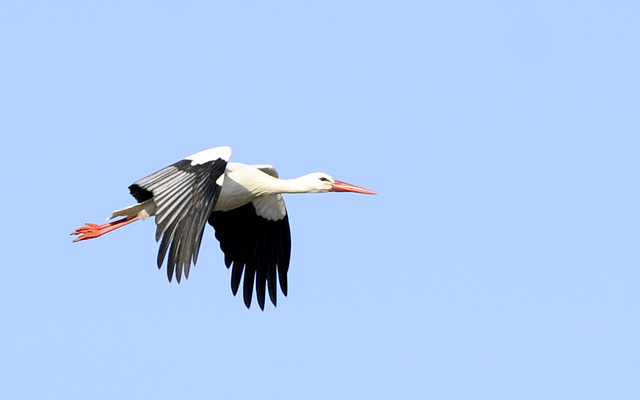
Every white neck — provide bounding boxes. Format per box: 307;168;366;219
217;166;329;213
258;175;321;195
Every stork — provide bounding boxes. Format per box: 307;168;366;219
71;146;376;309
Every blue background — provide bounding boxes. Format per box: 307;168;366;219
2;2;638;398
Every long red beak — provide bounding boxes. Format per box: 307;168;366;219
331;180;377;195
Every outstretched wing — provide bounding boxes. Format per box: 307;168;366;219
129;146;231;282
208;195;291;310
251;164;279;178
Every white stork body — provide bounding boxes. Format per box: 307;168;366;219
72;146;376;309
216;162;286;212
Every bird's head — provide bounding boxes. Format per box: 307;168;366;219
301;172;377;194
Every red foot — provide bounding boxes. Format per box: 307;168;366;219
71;223;105;242
71;217;139;243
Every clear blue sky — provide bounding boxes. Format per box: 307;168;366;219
2;2;638;399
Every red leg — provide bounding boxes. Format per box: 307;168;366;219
71;216;139;242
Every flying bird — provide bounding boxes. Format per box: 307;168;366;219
71;146;376;309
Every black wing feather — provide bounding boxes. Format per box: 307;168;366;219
208;202;291;310
130;158;227;282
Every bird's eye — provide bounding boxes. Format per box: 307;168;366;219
319;177;329;182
